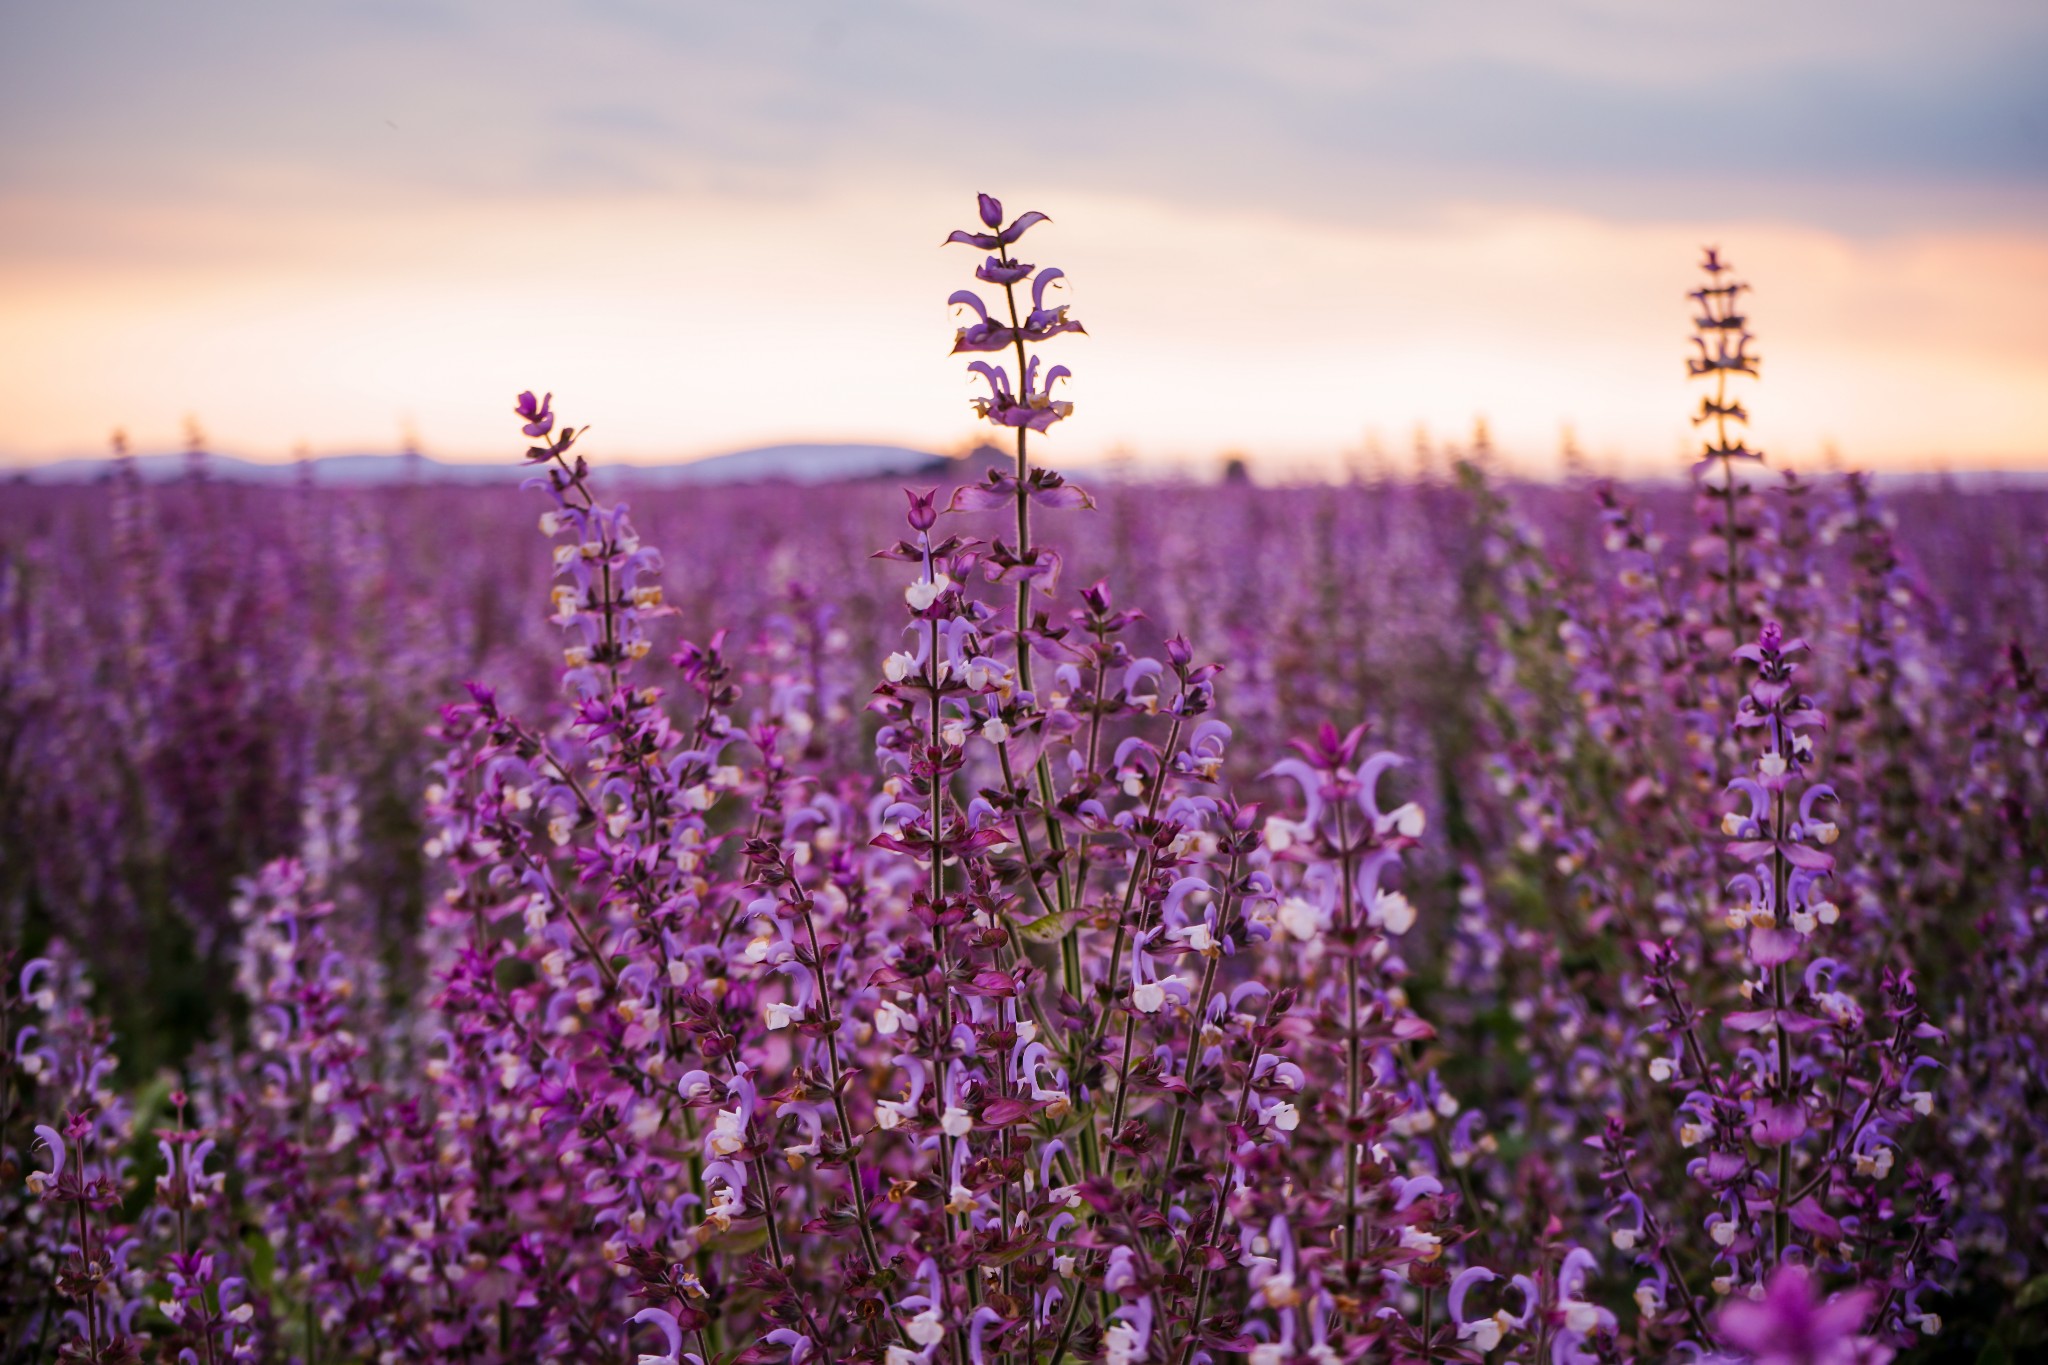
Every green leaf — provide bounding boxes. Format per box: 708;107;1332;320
243;1229;277;1294
2017;1273;2048;1311
1016;910;1077;944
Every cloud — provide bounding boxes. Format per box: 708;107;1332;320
3;0;2043;230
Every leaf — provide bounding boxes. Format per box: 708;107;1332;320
979;1231;1043;1267
1016;910;1078;944
243;1230;277;1294
2016;1273;2048;1310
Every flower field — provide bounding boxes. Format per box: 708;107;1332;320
4;200;2047;1364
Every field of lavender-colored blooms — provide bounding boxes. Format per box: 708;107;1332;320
5;206;2048;1365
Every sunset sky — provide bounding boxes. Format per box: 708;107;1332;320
3;1;2044;476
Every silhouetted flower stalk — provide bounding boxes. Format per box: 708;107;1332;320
1687;247;1764;652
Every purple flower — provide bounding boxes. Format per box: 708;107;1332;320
944;194;1050;251
1713;1265;1893;1365
948;291;1015;354
515;389;555;437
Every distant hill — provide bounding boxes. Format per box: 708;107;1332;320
609;443;949;486
8;443;954;488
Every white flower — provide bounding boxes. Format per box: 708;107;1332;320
1175;922;1217;954
1791;908;1818;935
1809;820;1839;845
1260;1269;1303;1308
1815;990;1861;1024
1131;981;1167;1014
1263;1101;1300;1133
1277;896;1323;942
1648;1057;1675;1083
766;1001;804;1030
1758;752;1788;778
1562;1300;1599;1335
1055;1254;1078;1278
1371;889;1416;936
1710;1219;1737;1247
1262;816;1297;853
703;1182;742;1232
1721;812;1748;836
905;574;951;612
874;1000;913;1036
710;1108;747;1156
886;1348;922;1365
1457;1316;1504;1352
1907;1090;1934;1116
1611;1226;1638;1251
1387;802;1426;838
1399;1226;1443;1260
1680;1122;1709;1149
981;718;1010;744
1104;1323;1141;1365
907;1309;946;1346
1389;1106;1436;1137
941;1105;972;1137
1815;899;1840;925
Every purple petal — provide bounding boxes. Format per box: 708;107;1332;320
1748;1099;1808;1146
998;211;1050;245
1748;926;1802;967
948;484;1013;512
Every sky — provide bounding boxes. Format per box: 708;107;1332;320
2;1;2045;477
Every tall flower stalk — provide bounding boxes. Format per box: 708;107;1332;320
1687;247;1764;654
945;195;1091;1008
